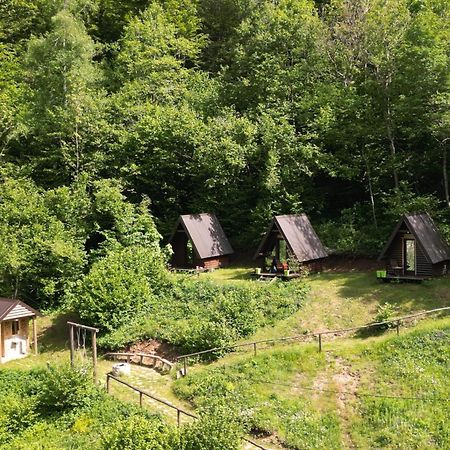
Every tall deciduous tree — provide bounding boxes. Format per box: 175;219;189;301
25;10;105;184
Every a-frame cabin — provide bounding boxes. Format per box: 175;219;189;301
253;214;328;273
378;213;450;279
169;213;234;270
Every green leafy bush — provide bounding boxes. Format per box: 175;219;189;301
36;363;100;413
66;245;171;332
98;278;309;353
178;403;243;450
374;302;398;330
102;415;175;450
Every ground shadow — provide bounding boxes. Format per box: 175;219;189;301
338;272;450;311
38;312;80;352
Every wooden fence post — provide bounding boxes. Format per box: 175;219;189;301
396;320;400;336
183;357;187;376
92;330;97;384
253;342;257;356
140;392;143;408
177;409;181;427
318;334;322;352
32;316;38;355
69;324;75;367
106;374;110;393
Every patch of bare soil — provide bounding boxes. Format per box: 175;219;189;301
332;356;360;449
322;255;381;273
125;339;180;361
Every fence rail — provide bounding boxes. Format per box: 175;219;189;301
106;373;268;449
176;306;450;373
105;352;173;371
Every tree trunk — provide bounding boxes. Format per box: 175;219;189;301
443;142;450;208
386;96;399;189
364;154;378;228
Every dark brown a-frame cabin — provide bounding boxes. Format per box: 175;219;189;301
169;213;234;270
378;213;450;279
253;214;328;274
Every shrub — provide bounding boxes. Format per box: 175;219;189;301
97;278;308;353
0;395;38;445
178;403;243;450
36;363;100;413
374;302;398;330
65;245;171;332
102;415;175;450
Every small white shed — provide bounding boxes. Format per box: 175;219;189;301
0;298;39;363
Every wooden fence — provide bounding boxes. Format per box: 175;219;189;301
106;373;268;450
176;306;450;375
104;352;173;372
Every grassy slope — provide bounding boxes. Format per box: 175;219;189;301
174;268;450;449
206;268;450;338
174;317;450;449
2;268;449;449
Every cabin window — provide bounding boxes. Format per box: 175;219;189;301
12;320;20;335
404;239;416;273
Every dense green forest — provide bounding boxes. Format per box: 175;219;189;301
1;0;450;307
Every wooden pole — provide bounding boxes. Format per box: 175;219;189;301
253;342;257;356
69;324;75;367
32;316;38;355
183;357;187;376
106;374;110;393
92;330;97;384
396;320;400;336
318;334;322;352
140;392;143;408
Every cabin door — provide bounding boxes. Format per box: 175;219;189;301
403;239;416;275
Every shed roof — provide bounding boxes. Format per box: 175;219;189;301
254;214;328;262
378;213;450;264
170;213;234;260
0;298;39;321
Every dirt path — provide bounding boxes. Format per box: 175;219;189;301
331;355;360;449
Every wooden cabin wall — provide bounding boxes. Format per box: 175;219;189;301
198;255;230;270
304;260;324;273
386;235;403;269
415;242;433;277
0;318;30;359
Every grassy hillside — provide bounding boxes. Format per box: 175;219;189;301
1;270;449;449
174;317;450;449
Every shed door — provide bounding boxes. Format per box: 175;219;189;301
403;239;416;275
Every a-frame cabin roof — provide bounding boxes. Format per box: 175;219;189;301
169;213;234;260
253;214;328;262
0;298;39;321
378;213;450;264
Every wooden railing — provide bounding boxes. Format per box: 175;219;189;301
176;306;450;374
106;373;268;449
104;352;173;372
